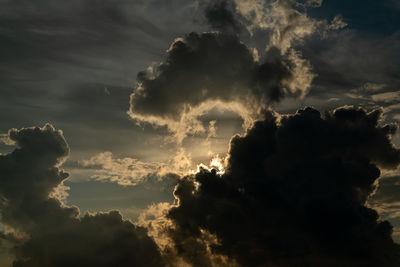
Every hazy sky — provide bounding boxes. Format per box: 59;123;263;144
1;0;400;266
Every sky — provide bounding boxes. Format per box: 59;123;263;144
0;0;400;266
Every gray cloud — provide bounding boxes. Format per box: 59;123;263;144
129;31;315;142
128;0;356;143
2;1;400;265
0;0;206;165
369;175;400;220
203;0;246;33
300;31;400;99
131;32;296;117
0;124;164;266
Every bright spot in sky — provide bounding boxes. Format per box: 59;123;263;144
192;155;225;175
210;155;225;175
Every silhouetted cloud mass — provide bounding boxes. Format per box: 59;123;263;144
2;107;400;266
0;124;164;267
129;30;315;144
130;32;299;119
129;0;339;141
166;107;400;267
1;1;400;266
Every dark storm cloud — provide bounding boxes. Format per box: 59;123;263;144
166;106;400;266
0;125;164;266
130;32;308;121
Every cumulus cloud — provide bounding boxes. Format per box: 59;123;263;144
2;111;400;267
130;32;293;115
0;124;164;266
129;32;315;142
128;0;353;144
163;106;400;266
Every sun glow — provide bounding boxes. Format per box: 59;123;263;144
210;155;225;175
191;155;225;175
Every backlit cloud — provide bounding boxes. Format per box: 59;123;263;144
0;125;164;266
162;106;400;266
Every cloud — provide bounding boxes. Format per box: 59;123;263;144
371;91;400;103
0;124;164;266
234;0;343;51
128;0;357;144
343;83;400;121
328;15;347;30
79;151;172;186
163;106;400;266
0;0;203;158
201;0;343;47
130;32;293;117
369;175;400;220
301;30;400;99
345;83;389;101
297;30;400;120
204;0;244;33
137;202;175;251
0;134;14;146
129;32;315;142
2;111;400;267
361;82;387;92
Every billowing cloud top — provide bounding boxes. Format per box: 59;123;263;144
1;0;400;266
165;107;400;266
0;124;69;205
128;0;350;143
130;32;301;118
129;31;314;143
2;107;400;266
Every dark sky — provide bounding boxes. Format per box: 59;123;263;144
0;0;400;266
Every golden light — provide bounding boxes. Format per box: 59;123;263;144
191;155;225;175
209;155;225;175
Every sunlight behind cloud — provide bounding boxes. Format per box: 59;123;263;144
191;154;226;175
